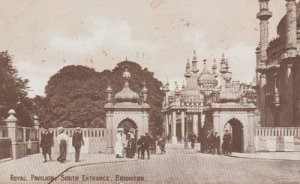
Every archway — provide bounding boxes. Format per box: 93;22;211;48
118;118;137;135
225;118;244;153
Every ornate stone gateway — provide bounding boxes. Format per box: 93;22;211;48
104;65;150;153
225;119;244;153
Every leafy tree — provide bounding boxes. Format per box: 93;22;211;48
34;61;164;136
0;51;33;126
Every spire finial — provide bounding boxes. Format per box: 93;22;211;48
122;65;131;87
193;50;197;61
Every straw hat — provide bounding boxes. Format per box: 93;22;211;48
117;128;124;132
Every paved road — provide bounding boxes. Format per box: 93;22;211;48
50;149;300;184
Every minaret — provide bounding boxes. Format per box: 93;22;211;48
283;0;297;58
191;50;199;74
141;81;148;103
256;0;272;62
106;85;114;102
212;59;218;78
184;58;192;84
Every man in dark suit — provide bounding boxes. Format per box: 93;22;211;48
222;130;232;155
72;127;84;162
212;132;220;155
143;132;152;159
40;127;53;162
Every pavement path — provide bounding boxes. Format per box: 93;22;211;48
53;149;300;184
1;149;300;184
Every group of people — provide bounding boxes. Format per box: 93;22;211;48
40;126;84;163
115;128;154;159
176;130;232;155
199;130;232;155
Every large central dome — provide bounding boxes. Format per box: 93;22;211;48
197;61;218;88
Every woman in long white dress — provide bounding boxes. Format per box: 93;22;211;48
115;128;125;158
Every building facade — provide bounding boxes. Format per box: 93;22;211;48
256;0;300;127
104;65;150;153
162;52;258;152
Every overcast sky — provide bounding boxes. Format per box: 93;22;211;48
0;0;287;97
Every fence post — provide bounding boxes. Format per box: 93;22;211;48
5;109;17;159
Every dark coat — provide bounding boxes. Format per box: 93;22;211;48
223;133;231;143
40;132;53;148
72;131;84;147
144;135;152;147
212;135;220;147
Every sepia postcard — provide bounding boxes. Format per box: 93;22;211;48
1;0;300;183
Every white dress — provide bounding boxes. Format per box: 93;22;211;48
114;132;125;156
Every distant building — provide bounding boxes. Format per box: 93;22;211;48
162;52;258;152
256;0;300;127
104;65;150;153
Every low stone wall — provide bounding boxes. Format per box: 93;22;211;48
44;128;107;154
255;127;300;152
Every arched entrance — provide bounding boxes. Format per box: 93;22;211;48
225;118;244;153
118;118;137;135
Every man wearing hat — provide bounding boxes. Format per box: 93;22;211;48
40;127;54;162
222;130;232;155
57;127;69;163
212;132;221;155
72;127;84;162
115;128;125;158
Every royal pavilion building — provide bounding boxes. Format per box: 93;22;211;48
162;52;259;153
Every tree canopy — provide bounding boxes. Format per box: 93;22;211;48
34;61;164;135
0;51;33;126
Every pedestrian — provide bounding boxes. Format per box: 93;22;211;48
143;132;152;159
137;135;144;158
212;132;220;155
72;127;84;162
190;133;197;149
126;133;134;158
40;127;53;162
157;133;166;154
223;130;232;155
57;127;69;163
115;128;125;158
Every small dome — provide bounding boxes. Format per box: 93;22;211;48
197;60;218;88
114;65;140;103
114;83;140;103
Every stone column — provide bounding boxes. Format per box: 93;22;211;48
164;113;169;136
246;114;256;153
105;111;114;153
193;114;198;136
5;109;17;159
181;111;185;140
172;111;177;144
284;0;298;58
200;113;205;128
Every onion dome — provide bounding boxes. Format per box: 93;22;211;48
114;65;140;103
180;75;204;104
197;59;218;89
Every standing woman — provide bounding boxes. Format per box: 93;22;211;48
115;128;125;158
57;127;69;163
